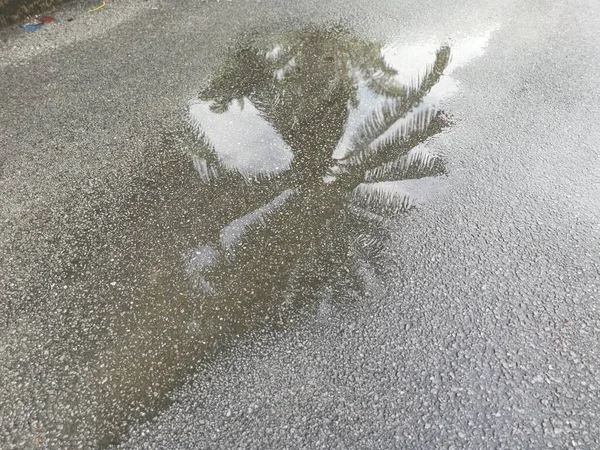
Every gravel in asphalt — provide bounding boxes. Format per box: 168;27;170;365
1;0;599;448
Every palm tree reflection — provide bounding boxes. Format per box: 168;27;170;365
186;27;451;329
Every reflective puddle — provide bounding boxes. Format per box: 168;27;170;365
1;24;496;449
176;26;455;338
115;25;457;446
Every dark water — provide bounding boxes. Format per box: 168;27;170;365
1;25;452;448
109;24;451;444
179;25;450;349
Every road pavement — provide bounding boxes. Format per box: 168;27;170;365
1;0;599;448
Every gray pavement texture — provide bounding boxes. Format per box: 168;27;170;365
1;0;600;448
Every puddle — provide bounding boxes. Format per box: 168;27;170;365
115;25;456;446
183;26;453;306
1;24;497;449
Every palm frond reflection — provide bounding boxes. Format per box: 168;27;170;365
185;27;451;326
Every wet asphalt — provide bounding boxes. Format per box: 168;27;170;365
1;0;600;448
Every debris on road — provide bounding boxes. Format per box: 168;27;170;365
89;0;107;13
19;15;57;31
38;15;55;23
20;22;44;32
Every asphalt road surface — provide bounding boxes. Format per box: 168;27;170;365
1;0;599;448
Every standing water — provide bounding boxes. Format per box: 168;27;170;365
0;24;495;448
